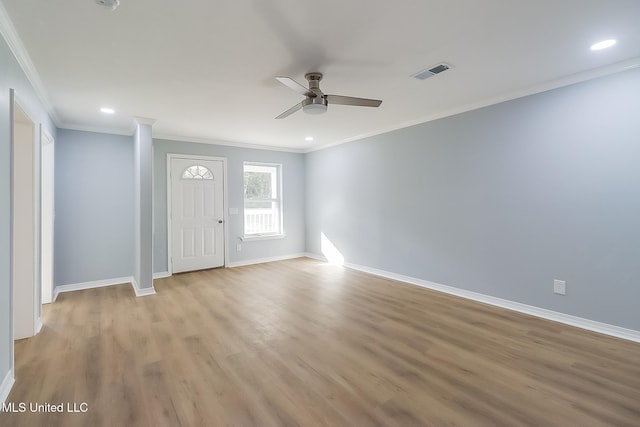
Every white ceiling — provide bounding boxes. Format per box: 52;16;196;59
2;0;639;151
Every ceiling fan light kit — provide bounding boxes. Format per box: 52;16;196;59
275;72;382;119
302;97;328;115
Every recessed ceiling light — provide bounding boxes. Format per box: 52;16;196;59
305;136;314;141
100;107;115;114
590;39;616;51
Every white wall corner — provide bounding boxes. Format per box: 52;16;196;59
131;277;156;297
1;369;15;404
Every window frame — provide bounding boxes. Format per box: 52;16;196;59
242;162;284;240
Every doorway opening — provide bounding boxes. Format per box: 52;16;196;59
11;93;41;341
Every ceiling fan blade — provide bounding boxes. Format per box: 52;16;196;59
326;95;382;107
275;77;314;97
275;102;303;119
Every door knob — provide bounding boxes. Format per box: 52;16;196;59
218;220;223;224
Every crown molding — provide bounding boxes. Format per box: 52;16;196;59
57;123;135;137
306;57;640;153
0;2;60;125
153;133;305;153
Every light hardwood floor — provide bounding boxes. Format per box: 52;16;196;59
2;258;640;426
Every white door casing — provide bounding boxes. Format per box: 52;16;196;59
41;129;54;304
12;96;39;340
170;158;225;273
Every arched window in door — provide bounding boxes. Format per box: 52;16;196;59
181;165;214;180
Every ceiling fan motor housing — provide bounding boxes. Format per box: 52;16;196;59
305;72;323;94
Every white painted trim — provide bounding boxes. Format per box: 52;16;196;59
303;252;325;262
0;3;60;126
303;254;640;343
306;57;640;154
153;271;171;280
134;117;157;126
155;134;305;153
11;94;41;340
8;89;15;378
241;234;287;242
39;126;54;305
131;277;156;297
167;154;229;274
53;276;134;301
228;253;306;268
0;369;15;404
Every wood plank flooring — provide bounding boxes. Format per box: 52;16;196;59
2;257;640;426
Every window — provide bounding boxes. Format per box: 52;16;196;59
243;162;283;237
182;165;213;180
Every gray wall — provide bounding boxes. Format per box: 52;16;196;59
0;35;56;386
306;67;640;331
153;139;306;272
55;129;134;285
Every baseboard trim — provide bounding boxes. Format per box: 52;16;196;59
153;271;171;280
304;252;325;262
53;276;135;301
228;253;306;268
131;277;157;297
0;369;15;404
304;254;640;343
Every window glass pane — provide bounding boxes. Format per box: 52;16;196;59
244;171;273;199
243;163;282;235
182;165;214;180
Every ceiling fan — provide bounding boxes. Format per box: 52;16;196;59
274;73;382;119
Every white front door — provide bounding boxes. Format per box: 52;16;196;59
170;158;225;273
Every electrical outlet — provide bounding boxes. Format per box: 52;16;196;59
553;279;566;295
236;243;242;252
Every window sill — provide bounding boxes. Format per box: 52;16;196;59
241;234;286;242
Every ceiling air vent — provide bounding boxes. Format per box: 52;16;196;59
95;0;120;10
412;63;452;80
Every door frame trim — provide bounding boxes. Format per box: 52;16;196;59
166;154;228;275
10;90;42;338
39;125;54;305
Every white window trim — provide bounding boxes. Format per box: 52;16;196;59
240;233;287;242
243;161;284;239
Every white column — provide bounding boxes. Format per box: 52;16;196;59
133;117;156;296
